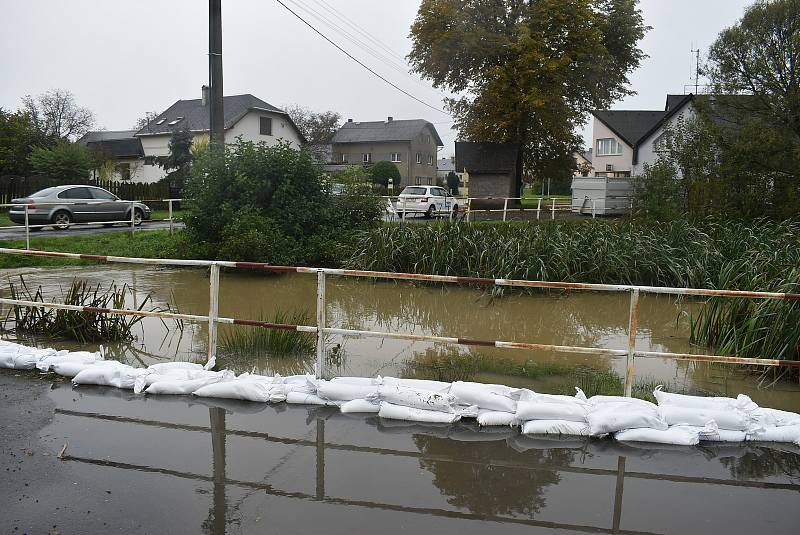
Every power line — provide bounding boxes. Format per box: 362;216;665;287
273;0;450;116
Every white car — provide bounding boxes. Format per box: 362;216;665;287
395;185;460;218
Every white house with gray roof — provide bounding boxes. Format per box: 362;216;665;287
82;88;304;183
330;117;443;187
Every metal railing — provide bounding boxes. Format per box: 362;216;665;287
0;198;184;249
0;247;798;396
384;195;573;222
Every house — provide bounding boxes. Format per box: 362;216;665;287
589;94;694;177
455;142;518;200
83;88;305;183
330;117;443;187
573;149;593;177
78;130;147;181
437;156;468;193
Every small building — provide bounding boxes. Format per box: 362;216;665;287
455;142;518;200
78;130;147;181
330;117;443;187
574;149;594;177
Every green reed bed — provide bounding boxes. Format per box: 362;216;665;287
219;310;315;359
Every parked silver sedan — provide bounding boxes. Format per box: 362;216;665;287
8;185;151;230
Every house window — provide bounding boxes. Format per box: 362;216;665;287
341;153;348;163
416;153;422;164
391;153;402;162
363;153;372;163
427;154;433;165
415;176;422;185
596;138;622;156
115;163;131;181
426;177;432;185
653;133;668;153
167;117;184;126
260;117;273;136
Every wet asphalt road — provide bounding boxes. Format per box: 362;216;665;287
0;221;184;240
2;371;800;535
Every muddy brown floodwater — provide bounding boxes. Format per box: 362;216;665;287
1;264;799;410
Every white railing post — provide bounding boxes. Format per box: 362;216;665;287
24;204;30;250
207;262;220;368
502;198;508;222
592;199;596;219
466;198;472;222
551;198;556;220
401;197;406;222
315;270;326;379
624;289;640;397
130;201;135;237
168;199;174;233
536;198;542;220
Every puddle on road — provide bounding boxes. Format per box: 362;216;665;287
39;382;800;535
2;264;799;410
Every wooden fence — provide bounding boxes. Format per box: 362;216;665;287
0;176;177;206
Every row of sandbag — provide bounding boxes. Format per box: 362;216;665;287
3;339;800;447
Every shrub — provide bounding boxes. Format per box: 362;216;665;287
28;140;91;181
368;160;401;188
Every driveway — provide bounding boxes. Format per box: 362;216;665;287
0;220;184;240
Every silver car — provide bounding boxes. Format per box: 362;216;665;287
9;185;151;230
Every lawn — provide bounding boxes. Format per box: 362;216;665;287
520;189;571;208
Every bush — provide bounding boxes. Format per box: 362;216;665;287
28;140;91;181
368;160;401;188
633;160;684;220
184;140;383;265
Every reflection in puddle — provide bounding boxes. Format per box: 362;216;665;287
44;384;800;535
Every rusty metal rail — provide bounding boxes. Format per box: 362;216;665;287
0;246;798;395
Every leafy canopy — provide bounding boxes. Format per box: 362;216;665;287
408;0;648;184
368;160;401;188
28;140;92;181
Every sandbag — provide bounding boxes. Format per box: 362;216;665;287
615;426;702;446
699;427;747;443
51;360;99;378
522;419;592;436
516;398;588;423
36;351;100;372
747;425;800;443
476;410;516;427
340;399;380;414
378;402;461;424
317;381;378;401
753;408;800;427
146;372;232;395
193;379;285;403
147;362;204;374
659;406;753;431
450;382;517;413
72;363;146;389
372;384;457;413
653;387;757;412
587;403;667;435
381;377;450;392
286;391;339;406
331;376;380;386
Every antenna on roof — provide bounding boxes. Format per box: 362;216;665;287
690;47;701;94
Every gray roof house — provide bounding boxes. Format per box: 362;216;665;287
330;118;443;187
455;142;519;203
78;130;144;159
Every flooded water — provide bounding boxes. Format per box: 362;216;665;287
2;264;799;410
29;381;800;535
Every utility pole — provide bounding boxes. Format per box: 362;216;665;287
209;0;224;146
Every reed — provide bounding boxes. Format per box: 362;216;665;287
219;310;315;359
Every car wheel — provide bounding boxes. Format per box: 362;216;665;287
52;210;72;230
425;205;435;219
129;209;144;227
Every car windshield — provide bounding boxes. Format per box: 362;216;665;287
401;187;427;195
29;187;59;198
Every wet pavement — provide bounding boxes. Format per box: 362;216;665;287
0;220;183;240
2;372;799;535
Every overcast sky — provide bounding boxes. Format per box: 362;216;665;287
1;0;753;155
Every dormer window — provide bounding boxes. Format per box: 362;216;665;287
155;118;166;125
596;138;622;156
168;117;184;126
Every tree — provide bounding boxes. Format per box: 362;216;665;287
0;108;55;176
132;111;161;131
408;0;648;193
160;129;194;189
21;89;95;140
368;160;401;188
28;140;91;181
284;105;342;146
446;171;460;195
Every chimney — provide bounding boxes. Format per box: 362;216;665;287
201;85;209;106
347;118;353;123
387;116;393;122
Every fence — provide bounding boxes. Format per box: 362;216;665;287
384;195;574;222
0;176;177;206
0;247;798;396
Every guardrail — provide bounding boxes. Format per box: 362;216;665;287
0;199;183;248
384;195;573;222
0;247;798;396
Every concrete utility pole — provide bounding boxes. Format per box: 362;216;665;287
209;0;224;145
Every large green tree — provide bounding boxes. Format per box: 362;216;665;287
0;108;54;176
408;0;648;192
28;140;92;181
22;89;95;140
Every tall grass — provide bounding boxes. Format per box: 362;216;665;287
349;219;800;365
219;310;315;359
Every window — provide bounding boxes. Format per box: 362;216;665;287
653;133;668;153
260;117;273;136
391;153;402;162
91;188;117;200
30;187;58;198
416;153;422;164
403;186;427;195
58;187;92;199
596;138;622;156
427;154;433;165
155;118;166;125
341;153;348;163
415;176;422;185
362;153;372;163
115;163;131;181
426;177;433;185
432;188;446;197
167;117;184;126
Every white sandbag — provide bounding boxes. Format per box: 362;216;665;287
0;348;23;369
452;381;521;398
51;360;99;378
134;368;224;394
282;374;317;385
331;376;380;386
146;375;229;395
36;351;100;372
193;379;285;403
695;426;747;443
653;387;757;412
518;390;585;404
378;402;461;424
747;424;800;443
516;399;588;423
72;363;147;389
286;391;339;406
580;391;659;411
373;384;457;413
340;399;380;413
381;377;451;392
316;381;378;401
476;410;516;427
753;408;800;427
450;382;517;413
147;362;204;374
659;406;753;431
587;403;667;435
522;419;592;436
615;426;702;446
